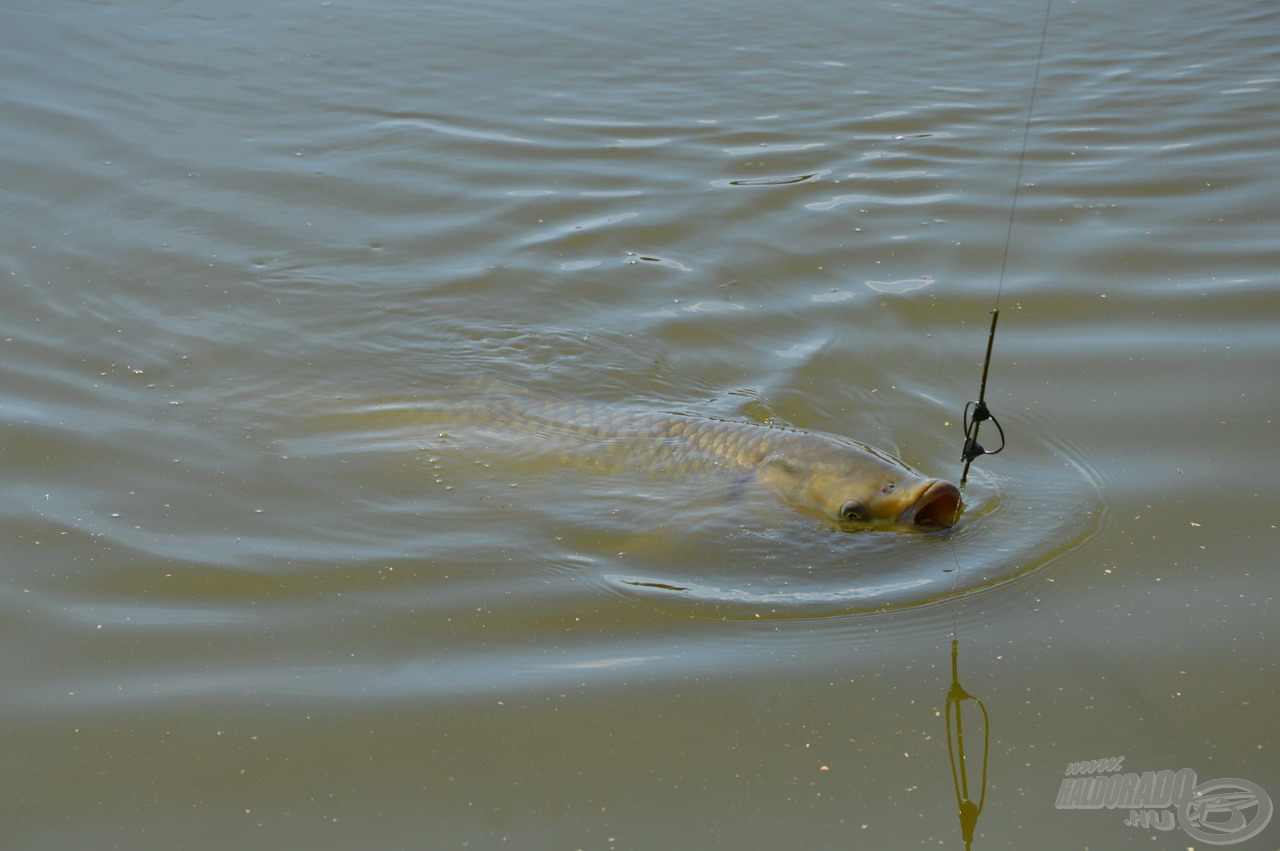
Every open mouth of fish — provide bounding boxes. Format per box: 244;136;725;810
900;479;963;530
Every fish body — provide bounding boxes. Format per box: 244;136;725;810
351;396;962;530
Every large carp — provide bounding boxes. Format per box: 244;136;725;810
340;394;963;531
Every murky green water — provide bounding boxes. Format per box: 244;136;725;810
2;0;1277;847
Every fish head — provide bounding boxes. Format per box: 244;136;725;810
800;458;963;532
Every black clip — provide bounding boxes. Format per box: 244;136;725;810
961;400;1004;463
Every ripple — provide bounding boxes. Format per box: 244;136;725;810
710;170;830;188
373;116;532;144
596;429;1107;620
865;278;936;294
721;142;826;156
522;211;638;245
624;252;692;271
544;117;650;127
805;192;958;211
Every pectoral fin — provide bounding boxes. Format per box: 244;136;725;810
754;457;801;491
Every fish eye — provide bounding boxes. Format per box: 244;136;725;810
881;481;896;494
840;501;865;522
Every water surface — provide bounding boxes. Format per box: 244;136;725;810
2;0;1278;847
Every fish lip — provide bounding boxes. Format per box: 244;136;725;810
900;479;963;530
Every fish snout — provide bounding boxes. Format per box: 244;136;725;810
899;479;962;530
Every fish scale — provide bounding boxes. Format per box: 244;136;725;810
329;394;963;530
487;398;785;472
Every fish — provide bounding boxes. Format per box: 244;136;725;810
337;393;963;531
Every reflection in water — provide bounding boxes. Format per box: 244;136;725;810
945;307;997;847
944;625;990;849
946;306;997;851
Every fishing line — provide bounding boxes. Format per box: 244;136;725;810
955;0;1053;498
992;0;1054;313
942;4;1053;847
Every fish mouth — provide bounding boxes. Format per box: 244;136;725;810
900;479;963;530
